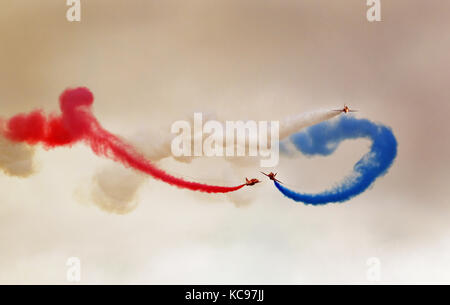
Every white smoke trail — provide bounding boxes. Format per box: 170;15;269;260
279;109;340;140
90;164;146;214
0;108;340;212
0;134;35;178
89;109;341;213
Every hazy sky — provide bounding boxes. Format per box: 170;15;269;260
1;0;450;284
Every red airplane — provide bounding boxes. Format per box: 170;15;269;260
333;105;358;114
260;172;283;184
245;178;260;186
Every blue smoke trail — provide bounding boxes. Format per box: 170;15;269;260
275;116;397;205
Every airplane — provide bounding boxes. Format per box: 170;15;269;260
260;172;283;184
245;178;260;186
333;105;358;114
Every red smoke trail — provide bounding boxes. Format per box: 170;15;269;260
1;87;245;193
